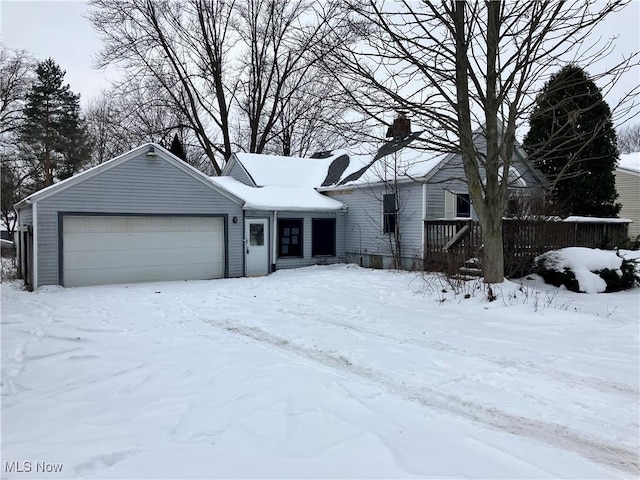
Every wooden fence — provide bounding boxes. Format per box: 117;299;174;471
424;218;630;276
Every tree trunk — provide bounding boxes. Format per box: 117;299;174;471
480;214;504;284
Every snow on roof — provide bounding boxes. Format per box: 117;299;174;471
234;145;449;190
618;152;640;172
209;176;345;211
233;153;336;187
322;147;449;188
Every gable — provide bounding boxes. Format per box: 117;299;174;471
17;144;242;208
223;155;257;186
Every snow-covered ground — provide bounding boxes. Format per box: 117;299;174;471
2;265;639;479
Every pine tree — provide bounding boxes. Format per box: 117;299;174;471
523;64;620;217
18;58;92;188
169;133;187;161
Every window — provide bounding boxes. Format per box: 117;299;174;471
278;219;302;257
383;193;397;233
249;223;264;246
312;218;336;256
456;193;471;218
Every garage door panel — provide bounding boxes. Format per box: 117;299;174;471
64;230;223;252
64;246;223;270
62;216;225;287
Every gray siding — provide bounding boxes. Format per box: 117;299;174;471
18;205;33;225
615;169;640;237
275;211;346;270
427;142;545;220
227;159;255;186
244;210;346;271
34;152;244;286
328;181;424;264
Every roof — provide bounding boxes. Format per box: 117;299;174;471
618;152;640;173
209;176;345;211
232;153;336;187
15;143;242;209
231;143;450;192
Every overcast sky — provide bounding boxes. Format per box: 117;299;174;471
1;0;639;123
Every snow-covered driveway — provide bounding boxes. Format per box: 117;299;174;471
2;265;638;478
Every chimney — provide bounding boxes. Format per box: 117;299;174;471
385;112;411;139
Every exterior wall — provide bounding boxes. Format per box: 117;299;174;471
227;159;255;186
327;141;545;270
615;168;640;237
33;152;244;286
245;209;346;271
276;211;346;270
18;205;33;225
427;145;544;220
327;181;424;266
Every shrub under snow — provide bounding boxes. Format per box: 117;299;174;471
534;247;639;293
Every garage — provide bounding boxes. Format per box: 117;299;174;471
15;143;245;289
62;215;225;287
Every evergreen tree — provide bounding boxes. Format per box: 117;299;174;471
169;133;187;161
523;64;620;217
18;58;92;188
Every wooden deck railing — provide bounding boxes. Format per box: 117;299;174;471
424;218;630;276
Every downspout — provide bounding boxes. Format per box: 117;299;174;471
32;201;38;290
272;210;278;272
421;183;427;259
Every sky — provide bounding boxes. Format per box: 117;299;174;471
1;0;639;122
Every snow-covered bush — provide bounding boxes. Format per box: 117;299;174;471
534;247;639;293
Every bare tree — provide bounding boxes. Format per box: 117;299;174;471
618;122;640;153
88;0;358;173
0;47;33;139
321;0;637;283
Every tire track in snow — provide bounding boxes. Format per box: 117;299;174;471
299;312;638;397
205;319;639;477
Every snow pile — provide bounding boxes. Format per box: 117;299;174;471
535;247;625;293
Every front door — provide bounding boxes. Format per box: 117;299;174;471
245;218;269;276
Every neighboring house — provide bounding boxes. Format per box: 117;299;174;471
15;129;544;289
615;152;640;238
15;144;346;290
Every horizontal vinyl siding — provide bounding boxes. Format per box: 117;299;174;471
35;152;244;286
426;146;544;220
615;169;640;237
227;161;255;186
19;205;33;225
331;182;423;261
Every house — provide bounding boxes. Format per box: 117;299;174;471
15;144;346;289
317;132;547;270
615;152;640;238
15;128;544;289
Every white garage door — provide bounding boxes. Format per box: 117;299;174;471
62;216;225;287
